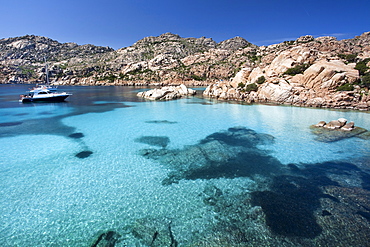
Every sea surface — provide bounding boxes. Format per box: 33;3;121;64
0;84;369;246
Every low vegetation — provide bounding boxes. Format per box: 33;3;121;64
336;83;354;91
256;76;265;84
354;58;370;88
338;53;357;63
284;64;310;76
237;82;245;88
355;58;370;76
245;83;258;92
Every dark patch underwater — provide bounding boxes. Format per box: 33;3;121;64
145;120;178;124
0;121;22;127
138;126;370;240
69;132;85;139
135;136;170;148
75;151;93;159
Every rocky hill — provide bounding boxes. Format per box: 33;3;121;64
0;32;369;110
0;33;255;85
0;35;114;83
204;32;370;110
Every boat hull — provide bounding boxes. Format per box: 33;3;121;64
21;95;70;103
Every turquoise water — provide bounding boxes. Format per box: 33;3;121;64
0;85;369;246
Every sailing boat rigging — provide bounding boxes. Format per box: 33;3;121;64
19;58;72;103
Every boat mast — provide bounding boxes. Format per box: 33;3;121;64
44;57;49;85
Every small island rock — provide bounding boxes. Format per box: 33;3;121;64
341;121;355;131
137;84;196;100
311;118;370;142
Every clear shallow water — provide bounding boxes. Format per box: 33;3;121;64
0;84;369;246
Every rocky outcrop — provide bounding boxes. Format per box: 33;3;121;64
137;84;196;100
217;36;253;50
310;118;370;142
204;32;370;110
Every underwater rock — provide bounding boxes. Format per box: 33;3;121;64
200;126;275;147
75;150;93;158
318;186;370;246
139;127;279;184
145;120;178;124
202;184;223;206
91;230;121;247
311;118;369;142
39;111;53;115
358;131;370;140
14;113;29;116
252;189;323;238
357;211;370;222
251;162;344;239
135;136;170;148
321;210;332;216
0;121;22;127
68;132;84;138
194;159;370;246
310;125;368;142
128;217;178;247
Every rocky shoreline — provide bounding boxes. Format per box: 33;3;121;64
1;32;370;110
3;79;370;111
203;80;370;111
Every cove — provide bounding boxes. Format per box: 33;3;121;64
0;84;369;246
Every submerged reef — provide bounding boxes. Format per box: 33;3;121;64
145;120;178;124
75;150;93;159
90;230;121;247
139;126;278;185
135;136;170;148
68;132;85;139
0;121;22;127
133;126;370;246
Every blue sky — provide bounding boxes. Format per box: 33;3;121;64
1;0;369;50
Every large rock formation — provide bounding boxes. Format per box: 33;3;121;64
137;84;196;100
204;32;370;110
310;118;370;142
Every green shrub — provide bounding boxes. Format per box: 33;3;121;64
99;74;117;82
355;58;370;75
245;83;258;92
338;53;357;63
336;83;354;91
361;73;370;87
249;55;262;62
190;74;206;81
237;82;245;88
256;76;265;84
284;64;309;76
